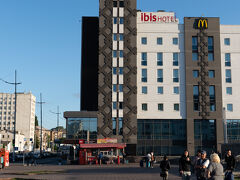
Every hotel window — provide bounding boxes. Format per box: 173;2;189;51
113;34;117;41
208;52;214;61
226;87;232;95
113;50;117;58
193;70;199;78
142;86;147;94
113;17;118;24
112;118;116;135
119;85;123;92
113;85;117;92
119;34;124;41
119;102;123;109
113;68;117;75
119;50;123;58
173;38;178;45
157;53;163;66
119;118;123;135
225;53;231;66
173;69;179;82
119;68;123;75
192;37;198;50
193;85;199;111
142;37;147;45
208;37;214;51
141;52;147;66
158;104;164;111
157;87;163;94
120;17;124;24
226;69;232;83
157;69;163;82
224;38;230;45
192;53;198;61
113;102;117;110
208;70;215;78
174;104;179;111
192;37;198;61
142;69;147;82
173;87;179;94
142;104;148;111
209;86;216;111
227;104;233;111
157;37;163;45
119;1;124;7
113;1;117;7
173;53;179;66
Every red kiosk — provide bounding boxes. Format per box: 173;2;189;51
79;142;126;165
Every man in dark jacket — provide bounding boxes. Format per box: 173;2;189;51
179;150;191;180
224;150;235;180
160;155;170;180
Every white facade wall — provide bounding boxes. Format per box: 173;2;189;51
137;12;186;119
0;92;35;150
220;25;240;120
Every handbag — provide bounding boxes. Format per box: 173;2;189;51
160;171;167;177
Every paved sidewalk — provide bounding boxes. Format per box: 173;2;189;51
0;163;185;180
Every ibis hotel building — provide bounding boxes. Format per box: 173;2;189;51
65;0;240;156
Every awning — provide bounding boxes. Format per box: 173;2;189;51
80;143;126;149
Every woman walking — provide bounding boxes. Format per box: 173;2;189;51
207;153;224;180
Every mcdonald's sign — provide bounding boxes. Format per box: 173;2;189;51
198;19;208;29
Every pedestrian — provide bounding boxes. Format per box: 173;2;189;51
160;155;170;180
146;152;151;168
207;153;223;180
98;152;103;165
195;150;210;180
0;155;4;169
150;152;155;168
193;150;202;175
140;157;144;168
224;150;235;180
179;150;191;180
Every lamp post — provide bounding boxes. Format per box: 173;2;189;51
50;106;60;139
0;70;21;162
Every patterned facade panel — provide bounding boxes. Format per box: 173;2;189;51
98;0;113;138
123;0;137;144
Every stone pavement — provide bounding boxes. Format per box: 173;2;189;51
0;163;190;180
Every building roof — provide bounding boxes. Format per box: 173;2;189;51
80;143;126;149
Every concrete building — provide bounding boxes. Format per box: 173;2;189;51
0;92;35;151
35;126;51;151
0;130;25;152
65;0;240;156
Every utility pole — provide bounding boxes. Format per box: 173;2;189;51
37;93;45;156
50;106;60;139
0;70;21;162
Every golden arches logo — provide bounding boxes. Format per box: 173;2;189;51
198;19;208;29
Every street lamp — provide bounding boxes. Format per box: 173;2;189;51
50;106;60;139
0;70;21;162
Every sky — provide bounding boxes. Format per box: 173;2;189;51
0;0;240;129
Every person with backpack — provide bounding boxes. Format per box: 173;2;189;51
160;155;170;180
179;150;192;180
150;152;155;168
224;150;235;180
195;150;210;180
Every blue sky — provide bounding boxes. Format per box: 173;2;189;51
0;0;239;129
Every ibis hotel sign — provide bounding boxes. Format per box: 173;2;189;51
140;12;178;23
